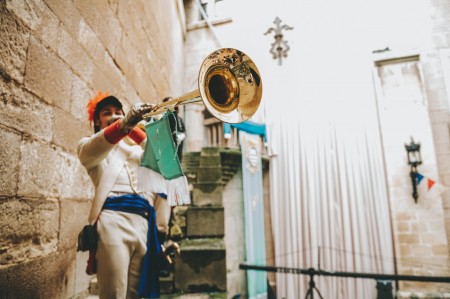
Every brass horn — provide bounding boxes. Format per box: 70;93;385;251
142;48;262;124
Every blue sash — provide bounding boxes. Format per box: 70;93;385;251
103;194;161;298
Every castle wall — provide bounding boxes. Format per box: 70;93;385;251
0;1;185;297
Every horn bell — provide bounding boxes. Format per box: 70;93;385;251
198;48;263;124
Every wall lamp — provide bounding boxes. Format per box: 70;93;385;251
404;138;422;203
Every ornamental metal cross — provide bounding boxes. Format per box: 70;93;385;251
264;16;294;65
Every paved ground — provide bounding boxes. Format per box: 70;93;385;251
86;294;224;299
86;277;228;299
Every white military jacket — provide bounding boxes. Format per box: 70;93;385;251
77;130;150;224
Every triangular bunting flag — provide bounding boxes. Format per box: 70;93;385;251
428;178;435;191
416;173;425;185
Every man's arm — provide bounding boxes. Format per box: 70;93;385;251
77;130;116;170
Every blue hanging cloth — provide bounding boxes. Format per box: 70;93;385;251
102;194;162;298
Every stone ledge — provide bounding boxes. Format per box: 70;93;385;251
397;291;450;298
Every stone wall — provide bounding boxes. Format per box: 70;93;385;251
0;0;185;298
397;0;450;295
426;0;450;260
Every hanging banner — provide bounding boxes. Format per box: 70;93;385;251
239;131;267;299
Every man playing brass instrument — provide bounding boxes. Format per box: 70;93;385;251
77;92;176;299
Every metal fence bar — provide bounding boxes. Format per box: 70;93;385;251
239;263;450;283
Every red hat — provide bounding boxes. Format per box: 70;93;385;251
86;91;123;123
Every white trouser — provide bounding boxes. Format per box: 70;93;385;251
96;210;148;299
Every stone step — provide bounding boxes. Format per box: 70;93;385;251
160;273;175;294
174;238;226;292
186;206;224;237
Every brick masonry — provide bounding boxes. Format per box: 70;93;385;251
0;0;185;297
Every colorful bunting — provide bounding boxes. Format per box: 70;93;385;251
416;173;424;185
427;178;435;191
416;172;441;191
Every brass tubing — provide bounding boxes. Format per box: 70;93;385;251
142;89;201;118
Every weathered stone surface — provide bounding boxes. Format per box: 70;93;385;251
0;1;29;83
197;167;222;183
18;140;62;198
59;151;94;200
0;80;53;142
175;238;226;292
24;36;72;111
44;0;82;40
58;27;94;84
192;183;223;206
186;206;224;237
0;197;59;265
0;129;21;196
7;0;59;52
222;168;246;297
74;0;119;57
199;155;221;167
59;199;91;251
53;107;87;153
0;250;76;299
1;1;185;297
77;18;104;66
70;71;93;123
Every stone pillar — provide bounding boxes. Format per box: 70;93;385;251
175;147;227;291
175;147;245;296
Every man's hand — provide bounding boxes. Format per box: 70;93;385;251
107;115;124;126
119;103;155;133
161;240;180;264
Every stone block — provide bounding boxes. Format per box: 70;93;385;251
96;7;121;58
0;197;59;265
0;80;53;142
186;206;224;237
201;147;221;156
59;199;91;251
199;154;221;167
0;129;21;196
59;151;94;200
7;0;59;52
91;64;114;97
192;183;223;206
197;166;222;183
99;51;126;98
78;18;105;64
0;1;29;83
53;108;89;154
0;250;76;299
160;274;174;294
45;0;82;40
58;27;94;84
18;140;63;198
70;75;93;123
24;36;72;111
174;238;226;292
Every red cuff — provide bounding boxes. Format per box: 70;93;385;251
103;120;127;144
128;127;147;144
